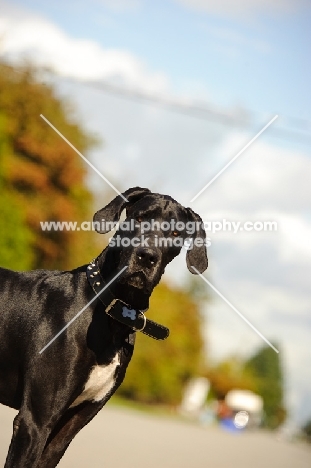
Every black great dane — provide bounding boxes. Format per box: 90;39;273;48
0;187;208;467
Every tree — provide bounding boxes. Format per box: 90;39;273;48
0;111;33;270
118;282;205;405
301;418;311;443
244;344;286;429
206;357;257;400
0;62;98;270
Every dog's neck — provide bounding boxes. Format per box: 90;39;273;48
96;246;113;274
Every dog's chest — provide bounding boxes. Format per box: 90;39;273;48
70;353;120;408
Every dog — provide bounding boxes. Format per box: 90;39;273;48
0;187;208;467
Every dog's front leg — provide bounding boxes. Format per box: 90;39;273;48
36;400;104;468
5;410;51;468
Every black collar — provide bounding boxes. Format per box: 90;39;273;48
86;259;115;307
86;259;169;340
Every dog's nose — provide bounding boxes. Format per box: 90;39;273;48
136;247;159;268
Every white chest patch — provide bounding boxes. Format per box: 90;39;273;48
70;353;120;408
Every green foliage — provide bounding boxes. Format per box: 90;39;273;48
206;357;257;400
301;419;311;443
244;344;286;429
118;282;204;405
0;62;99;270
0;111;33;269
0;188;34;270
206;346;287;429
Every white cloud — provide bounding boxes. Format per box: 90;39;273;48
190;131;311;290
175;0;310;18
278;215;311;263
193;132;311;215
0;7;168;93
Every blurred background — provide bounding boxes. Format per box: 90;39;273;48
0;0;311;458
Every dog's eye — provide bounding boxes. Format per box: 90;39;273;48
172;231;179;237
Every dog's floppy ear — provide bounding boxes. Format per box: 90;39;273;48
186;207;208;274
93;187;151;233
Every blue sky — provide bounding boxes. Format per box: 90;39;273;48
1;0;311;427
10;0;311;122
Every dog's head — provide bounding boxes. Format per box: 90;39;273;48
93;187;208;309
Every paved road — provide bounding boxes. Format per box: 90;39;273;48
1;403;310;467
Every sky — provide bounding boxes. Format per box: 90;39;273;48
0;0;311;427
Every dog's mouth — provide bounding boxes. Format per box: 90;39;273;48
128;273;146;289
121;271;146;290
114;271;151;310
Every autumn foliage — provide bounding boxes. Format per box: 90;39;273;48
0;62;97;270
118;282;205;405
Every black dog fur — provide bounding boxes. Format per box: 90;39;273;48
0;187;208;467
